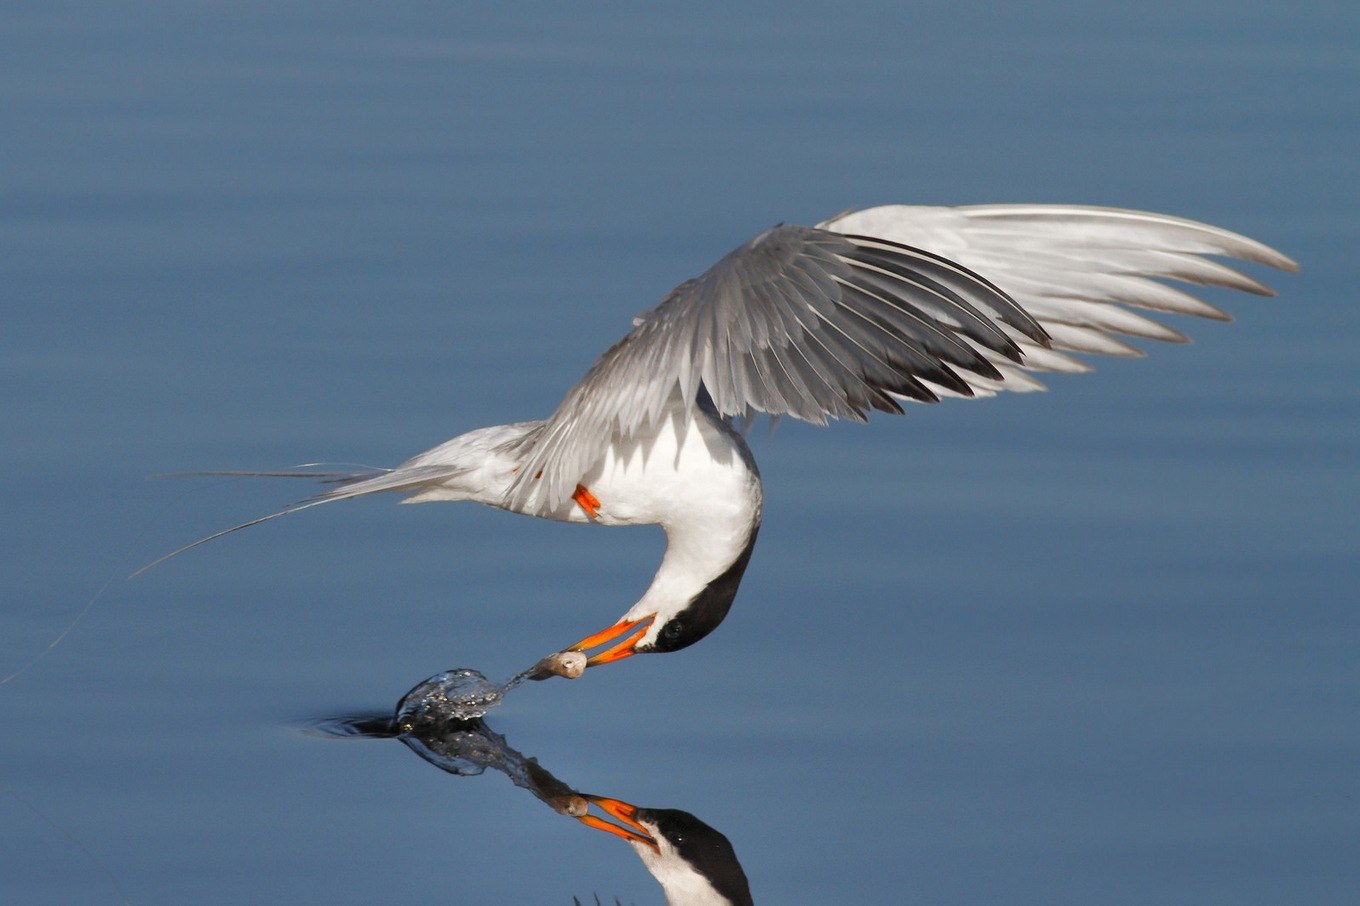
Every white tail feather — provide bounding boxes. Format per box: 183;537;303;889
130;463;473;578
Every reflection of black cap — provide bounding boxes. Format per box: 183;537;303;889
637;808;753;906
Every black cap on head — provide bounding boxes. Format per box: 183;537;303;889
642;526;759;654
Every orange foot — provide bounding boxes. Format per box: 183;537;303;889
572;483;601;518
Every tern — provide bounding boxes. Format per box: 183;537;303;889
152;204;1295;673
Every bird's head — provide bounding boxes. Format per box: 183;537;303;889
563;598;729;668
564;533;756;668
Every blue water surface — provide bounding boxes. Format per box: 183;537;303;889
2;2;1356;903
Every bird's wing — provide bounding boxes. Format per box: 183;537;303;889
822;204;1298;377
505;224;1054;512
507;207;1295;513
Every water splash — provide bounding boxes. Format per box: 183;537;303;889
392;652;589;723
396;668;506;724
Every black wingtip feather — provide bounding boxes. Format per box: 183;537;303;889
844;234;1052;349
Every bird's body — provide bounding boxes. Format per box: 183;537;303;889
388;403;763;654
157;204;1295;670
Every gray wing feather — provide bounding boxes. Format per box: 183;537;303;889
824;204;1297;362
505;225;1047;512
507;206;1294;513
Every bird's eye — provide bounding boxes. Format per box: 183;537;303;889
662;620;684;641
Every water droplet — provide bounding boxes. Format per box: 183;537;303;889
396;668;506;725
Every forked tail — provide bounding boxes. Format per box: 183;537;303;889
130;463;472;578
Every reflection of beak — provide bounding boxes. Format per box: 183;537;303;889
568;615;656;667
577;796;658;851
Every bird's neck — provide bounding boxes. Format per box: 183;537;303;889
626;509;761;653
607;412;762;652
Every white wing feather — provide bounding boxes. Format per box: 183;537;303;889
500;204;1295;514
823;204;1297;369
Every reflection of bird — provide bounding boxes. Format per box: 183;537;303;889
156;205;1294;670
318;680;754;905
580;800;753;906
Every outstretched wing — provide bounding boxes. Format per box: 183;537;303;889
506;224;1053;512
823;204;1298;376
507;207;1295;514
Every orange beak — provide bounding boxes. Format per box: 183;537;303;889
576;796;658;851
567;615;656;668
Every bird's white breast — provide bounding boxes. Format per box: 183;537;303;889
564;409;761;533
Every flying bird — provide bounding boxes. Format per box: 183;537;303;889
150;204;1296;672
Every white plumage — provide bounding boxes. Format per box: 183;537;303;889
149;204;1296;668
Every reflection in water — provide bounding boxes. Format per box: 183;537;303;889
312;674;753;905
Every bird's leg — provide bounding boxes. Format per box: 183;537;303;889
572;483;601;519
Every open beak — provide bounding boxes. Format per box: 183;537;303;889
568;615;656;667
576;796;658;851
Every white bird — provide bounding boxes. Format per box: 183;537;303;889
149;204;1296;672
